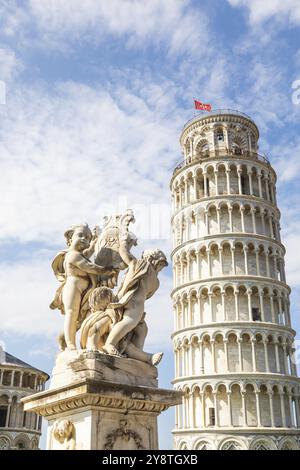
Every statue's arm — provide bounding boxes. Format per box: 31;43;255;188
119;237;136;266
83;238;98;259
72;253;113;275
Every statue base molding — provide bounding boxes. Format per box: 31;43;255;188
22;351;182;450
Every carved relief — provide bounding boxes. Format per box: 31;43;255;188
53;419;76;450
104;419;144;450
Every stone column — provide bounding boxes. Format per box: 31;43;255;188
251;208;257;233
229;207;233;232
244;246;249;275
201;392;206;428
238;339;243;371
217;207;221;233
193;175;197;201
224;339;229;372
231;246;236;275
240;206;245;233
255;248;260;276
226;169;231;194
197;293;202;324
264;340;270;372
259;289;265;322
228;391;233;427
242;392;247;427
265;177;270;201
288;393;294;427
234;289;239;321
265;251;270;277
208;292;213;322
208;251;212;277
270;294;276;323
274;341;280;373
221;290;226;321
237;168;242;195
213;392;219;427
258;173;263;198
211;340;216;373
280;392;287;427
215;171;219;196
203;172;208;197
269;392;275;428
219;248;224;275
251;339;257;372
248;170;253;195
283;343;289;374
199;341;204;374
196;251;201;278
5;398;12;428
255;391;262;427
185;178;189;204
247;288;252;321
205;210;209;235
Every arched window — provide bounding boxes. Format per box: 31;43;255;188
0;396;8;427
216;128;224;142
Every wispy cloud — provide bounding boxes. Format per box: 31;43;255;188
228;0;300;26
0;0;209;57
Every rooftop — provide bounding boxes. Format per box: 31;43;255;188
0;346;48;376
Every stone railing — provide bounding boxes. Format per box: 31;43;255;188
173;148;270;176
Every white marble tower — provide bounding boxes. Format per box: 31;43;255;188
171;110;300;450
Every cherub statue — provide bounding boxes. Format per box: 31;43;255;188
80;287;121;352
102;248;168;365
80;286;164;366
50;223;115;351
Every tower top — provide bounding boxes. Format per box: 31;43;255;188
180;108;259;146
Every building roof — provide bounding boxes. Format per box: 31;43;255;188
0;346;48;377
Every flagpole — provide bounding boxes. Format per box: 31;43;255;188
193;97;196;117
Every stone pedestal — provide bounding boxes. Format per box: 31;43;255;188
22;351;182;450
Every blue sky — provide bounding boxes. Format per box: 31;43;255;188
0;0;300;449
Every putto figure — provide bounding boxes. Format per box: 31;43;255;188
103;248;168;365
50;212;168;366
50;223;115;350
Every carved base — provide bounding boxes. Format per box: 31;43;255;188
22;353;182;450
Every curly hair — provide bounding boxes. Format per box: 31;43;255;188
142;249;168;268
64;223;92;246
89;287;115;312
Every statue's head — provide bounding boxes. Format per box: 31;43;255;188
64;223;92;250
89;287;114;312
142;249;168;272
53;419;75;444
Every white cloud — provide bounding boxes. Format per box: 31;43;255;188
0;258;63;337
0;0;209;57
228;0;300;25
0;47;20;81
0;78;183;244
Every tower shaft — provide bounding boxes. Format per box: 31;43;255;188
171;110;300;451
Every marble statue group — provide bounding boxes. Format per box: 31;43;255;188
50;210;167;366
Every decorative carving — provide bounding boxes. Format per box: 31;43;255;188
0;436;10;450
53;419;76;450
28;392;170;417
104;419;144;450
49;211;167;367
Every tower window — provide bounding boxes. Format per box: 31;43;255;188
217;131;224;142
252;308;261;321
0;406;7;427
209;407;215;426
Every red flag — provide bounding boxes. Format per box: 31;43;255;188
194;99;212;112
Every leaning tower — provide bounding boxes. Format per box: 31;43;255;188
171;109;300;451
